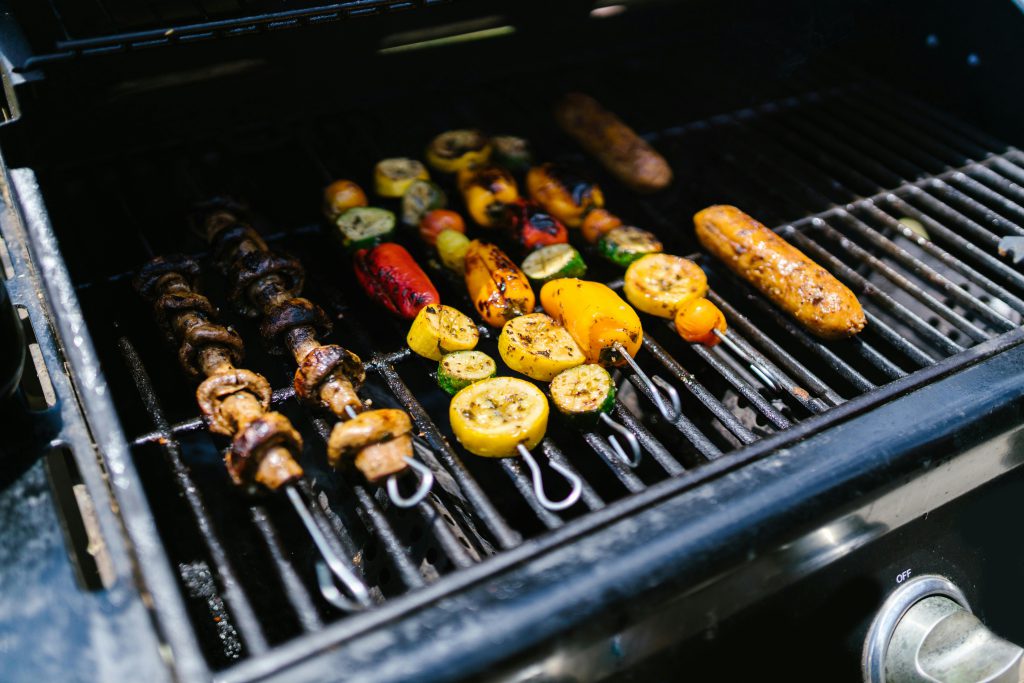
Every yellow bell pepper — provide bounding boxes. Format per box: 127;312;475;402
460;166;519;228
406;304;479;361
449;377;548;457
464;240;535;328
540;278;643;366
498;313;585;381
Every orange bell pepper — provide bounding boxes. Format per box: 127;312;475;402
464;240;535;327
539;278;642;365
460;166;519;228
526;163;605;229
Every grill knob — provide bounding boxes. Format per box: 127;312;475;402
864;575;1024;683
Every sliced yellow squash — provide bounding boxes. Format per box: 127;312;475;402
449;377;548;457
623;253;708;319
406;304;479;361
498;312;585;381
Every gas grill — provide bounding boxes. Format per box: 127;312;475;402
2;1;1024;681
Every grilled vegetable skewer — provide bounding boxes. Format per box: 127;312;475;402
525;162;663;262
449;377;582;511
624;253;785;393
202;206;433;507
541;277;680;421
134;254;371;611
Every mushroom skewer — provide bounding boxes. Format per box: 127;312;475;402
134;254;371;611
199;205;434;508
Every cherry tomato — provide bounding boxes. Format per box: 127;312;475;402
581;208;623;244
323;180;368;219
674;297;727;346
419;209;466;247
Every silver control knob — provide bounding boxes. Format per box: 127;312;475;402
864;575;1024;683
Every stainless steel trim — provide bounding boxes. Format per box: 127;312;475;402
862;574;970;683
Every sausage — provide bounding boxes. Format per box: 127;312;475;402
554;92;673;194
694;205;866;340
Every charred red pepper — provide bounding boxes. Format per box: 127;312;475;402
501;199;569;252
353;243;440;320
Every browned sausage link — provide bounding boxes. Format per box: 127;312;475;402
554;92;673;194
134;255;304;489
694;205;866;340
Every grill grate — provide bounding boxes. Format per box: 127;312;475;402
39;81;1024;674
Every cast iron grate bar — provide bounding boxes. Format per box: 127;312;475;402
119;336;270;656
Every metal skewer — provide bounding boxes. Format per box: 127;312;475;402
285;485;372;611
342;405;434;508
516;444;583;511
711;329;783;393
614;343;681;421
598;413;643;468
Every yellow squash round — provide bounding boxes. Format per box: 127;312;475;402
623;253;708;319
406;304;479;361
449;377;548;458
498;313;585;381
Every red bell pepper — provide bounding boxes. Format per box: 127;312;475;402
353;243;440;319
502;199;569;252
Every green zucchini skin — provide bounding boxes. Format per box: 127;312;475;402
437;350;497;395
521;244;587;284
598;226;663;267
550;364;617;424
336;207;397;250
401;180;447;226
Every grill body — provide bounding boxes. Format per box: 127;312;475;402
1;1;1024;680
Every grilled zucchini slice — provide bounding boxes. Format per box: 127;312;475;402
521;243;587;285
437;350;496;395
374;158;430;197
491;135;532;172
623;253;708;318
407;304;479;361
336;207;396;250
401;179;447;226
598;226;663;267
550;365;617;423
426;130;492;173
